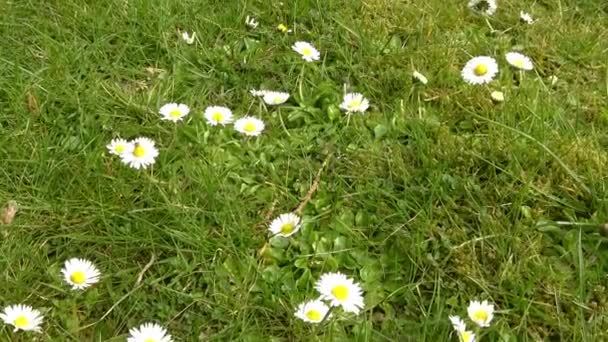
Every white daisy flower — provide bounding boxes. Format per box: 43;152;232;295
505;52;534;70
250;89;269;97
245;16;259;29
468;0;497;16
0;304;44;333
520;11;534;24
106;138;133;156
292;41;320;62
490;90;504;102
413;71;428;85
268;213;301;237
181;31;195;45
449;316;476;342
204;106;234;126
315;272;364;314
467;300;494;327
461;56;499;85
234;117;265;136
294;299;330;323
262;91;290;105
127;322;173;342
339;93;370;114
120;137;159;170
61;258;101;290
159;103;190;122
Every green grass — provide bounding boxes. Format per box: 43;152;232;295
1;0;608;340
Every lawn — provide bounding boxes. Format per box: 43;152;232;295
1;0;608;340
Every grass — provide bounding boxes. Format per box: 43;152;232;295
1;0;608;340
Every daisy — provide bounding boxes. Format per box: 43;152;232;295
204;106;234;126
520;11;534;24
127;322;173;342
292;41;320;62
461;56;499;85
490;90;504;102
413;71;428;85
505;52;534;70
315;272;364;314
106;138;133;156
268;213;301;237
339;93;370;114
181;31;195;45
449;316;476;342
234;117;265;136
245;15;258;29
61;258;101;290
277;24;292;33
0;304;44;333
262;91;290;105
467;300;494;327
159;103;190;122
120;137;159;170
294;299;330;323
468;0;497;16
250;89;269;97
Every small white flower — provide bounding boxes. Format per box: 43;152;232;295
181;31;195;45
106;138;133;156
250;89;269;97
245;16;259;29
234;117;265;136
467;300;495;327
268;213;301;237
520;11;534;24
120;137;159;170
505;52;534;70
262;91;290;105
204;106;234;126
61;258;101;290
159;103;190;122
292;41;320;62
295;299;330;323
0;304;44;333
315;272;364;314
548;75;559;86
468;0;497;16
339;93;370;114
412;71;428;85
127;322;173;342
449;316;476;342
490;90;504;102
461;56;499;85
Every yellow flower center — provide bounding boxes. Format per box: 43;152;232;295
169;109;182;118
473;310;488;322
348;99;361;109
306;309;322;321
280;223;294;235
278;24;287;32
273;97;283;104
144;339;156;342
331;285;349;301
302;47;312;56
514;59;525;68
460;331;472;342
115;144;125;154
133;145;146;158
70;271;86;284
212;112;224;122
243;122;257;133
14;315;29;328
474;64;488;76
